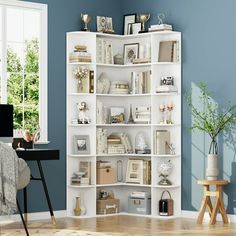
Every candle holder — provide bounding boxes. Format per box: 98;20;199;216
159;104;166;124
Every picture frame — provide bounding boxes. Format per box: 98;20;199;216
123;43;139;65
131;22;142;35
97;16;113;32
110;107;125;123
125;159;143;184
73;135;90;154
123;14;136;35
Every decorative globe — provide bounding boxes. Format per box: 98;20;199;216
158;160;173;176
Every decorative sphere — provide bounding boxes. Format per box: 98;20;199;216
158;160;173;176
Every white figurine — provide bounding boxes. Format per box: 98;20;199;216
77;102;90;124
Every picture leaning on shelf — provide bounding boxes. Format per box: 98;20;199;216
126;158;151;185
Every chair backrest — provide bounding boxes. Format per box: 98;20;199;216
17;158;31;190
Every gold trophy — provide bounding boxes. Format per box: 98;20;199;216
81;13;91;31
137;14;150;33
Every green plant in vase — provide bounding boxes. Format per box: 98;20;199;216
186;82;236;180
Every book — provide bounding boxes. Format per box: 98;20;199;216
158;41;178;62
79;161;91;184
89;70;94;93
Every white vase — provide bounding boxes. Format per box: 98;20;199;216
206;154;219;180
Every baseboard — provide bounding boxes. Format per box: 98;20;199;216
0;210;67;224
181;210;236;223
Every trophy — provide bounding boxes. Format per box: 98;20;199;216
81;13;91;31
137;14;150;33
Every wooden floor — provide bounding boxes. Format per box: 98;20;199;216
2;215;236;235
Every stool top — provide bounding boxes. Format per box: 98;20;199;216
197;179;229;186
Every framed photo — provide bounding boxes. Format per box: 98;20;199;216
123;43;139;64
131;22;141;35
126;159;143;184
97;16;113;32
123;14;136;35
110;107;125;123
74;135;90;154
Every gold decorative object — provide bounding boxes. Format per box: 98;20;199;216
81;13;91;31
74;196;81;216
137;14;150;33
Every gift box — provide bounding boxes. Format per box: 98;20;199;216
96;168;117;184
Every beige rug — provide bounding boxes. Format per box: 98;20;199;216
0;229;113;236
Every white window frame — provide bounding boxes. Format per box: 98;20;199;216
0;0;48;143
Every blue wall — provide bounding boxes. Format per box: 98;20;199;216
21;0;236;214
123;0;236;214
21;0;122;213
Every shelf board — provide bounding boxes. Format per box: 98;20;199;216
96;183;151;188
67;93;95;96
68;62;94;66
152;154;180;158
96;154;151;157
96;63;151;68
68;124;95;127
152;124;180;127
68;184;95;188
152;92;180;96
68;154;95;157
155;215;181;220
96;93;151;97
96;124;151;127
70;212;180;219
152;62;181;65
153;184;180;189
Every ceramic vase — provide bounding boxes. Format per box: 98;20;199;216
206;154;219;180
74;196;81;216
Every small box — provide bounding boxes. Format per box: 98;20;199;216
128;193;151;215
97;199;120;215
96;168;117;184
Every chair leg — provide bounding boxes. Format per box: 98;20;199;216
17;199;29;236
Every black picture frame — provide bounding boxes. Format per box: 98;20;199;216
123;14;136;35
123;43;139;64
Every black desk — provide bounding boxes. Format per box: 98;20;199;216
16;149;59;225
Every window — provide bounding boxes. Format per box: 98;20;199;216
0;0;48;142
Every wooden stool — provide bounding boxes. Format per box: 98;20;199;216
197;180;229;225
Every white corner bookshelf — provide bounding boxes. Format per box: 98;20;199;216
66;31;181;219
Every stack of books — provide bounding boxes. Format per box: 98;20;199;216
97;160;111;168
149;24;172;32
69;44;92;63
107;133;125;154
71;161;91;186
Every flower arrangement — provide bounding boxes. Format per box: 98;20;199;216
73;66;89;93
186;82;236;155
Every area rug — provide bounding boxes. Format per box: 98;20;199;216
0;229;114;236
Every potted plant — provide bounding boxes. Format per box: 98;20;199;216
186;82;236;180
